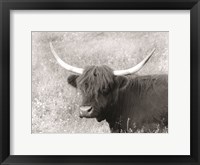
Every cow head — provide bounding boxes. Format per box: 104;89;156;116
50;42;155;122
67;65;130;121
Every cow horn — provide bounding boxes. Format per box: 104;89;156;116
113;48;156;76
50;42;84;74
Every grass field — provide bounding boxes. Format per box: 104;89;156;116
32;32;168;133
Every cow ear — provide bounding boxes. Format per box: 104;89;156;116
67;74;79;88
114;76;128;89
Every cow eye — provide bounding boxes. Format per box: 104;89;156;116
85;83;88;88
101;87;109;96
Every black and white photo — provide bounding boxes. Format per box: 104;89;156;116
32;32;168;133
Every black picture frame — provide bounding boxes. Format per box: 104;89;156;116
0;0;199;164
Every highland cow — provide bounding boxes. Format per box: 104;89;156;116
50;42;168;133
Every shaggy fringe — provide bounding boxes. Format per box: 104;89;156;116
77;65;115;98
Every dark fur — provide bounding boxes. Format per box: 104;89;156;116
68;66;168;133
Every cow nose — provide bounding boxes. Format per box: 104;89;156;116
79;106;93;117
80;106;92;113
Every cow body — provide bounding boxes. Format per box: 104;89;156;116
105;75;168;132
67;66;168;133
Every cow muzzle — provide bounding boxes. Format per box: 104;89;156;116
79;106;93;118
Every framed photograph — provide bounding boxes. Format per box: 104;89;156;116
1;0;199;164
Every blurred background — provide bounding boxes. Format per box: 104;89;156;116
32;32;168;133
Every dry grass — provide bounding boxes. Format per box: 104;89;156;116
32;32;168;133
